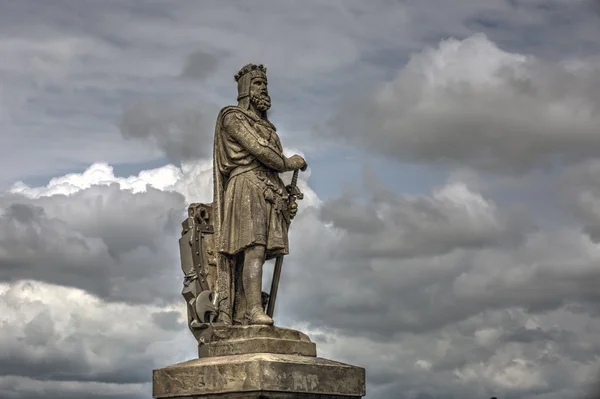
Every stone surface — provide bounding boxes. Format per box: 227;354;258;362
171;394;359;398
198;325;316;358
153;353;366;398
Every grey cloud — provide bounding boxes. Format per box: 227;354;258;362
320;197;385;235
320;176;531;260
3;0;598;187
180;50;221;80
4;172;600;399
320;331;559;397
560;160;600;242
312;308;599;398
405;0;600;60
0;280;194;396
593;0;600;16
2;1;600;399
280;185;600;349
332;34;600;174
501;326;559;344
0;376;148;399
152;311;185;331
0;185;186;304
0;165;203;397
120;100;219;163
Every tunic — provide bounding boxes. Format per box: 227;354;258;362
213;106;290;260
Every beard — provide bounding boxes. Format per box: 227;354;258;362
250;91;271;112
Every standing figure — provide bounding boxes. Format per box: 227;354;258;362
213;64;306;326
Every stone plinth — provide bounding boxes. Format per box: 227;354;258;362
152;353;365;398
153;325;365;398
198;325;316;358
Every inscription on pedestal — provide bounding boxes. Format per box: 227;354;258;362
153;353;365;398
198;325;316;358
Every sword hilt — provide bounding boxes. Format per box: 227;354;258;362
287;169;303;201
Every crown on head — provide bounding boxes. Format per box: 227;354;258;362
234;64;267;82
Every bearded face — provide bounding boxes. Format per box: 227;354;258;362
249;77;271;112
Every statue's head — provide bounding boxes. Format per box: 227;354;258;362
235;63;271;113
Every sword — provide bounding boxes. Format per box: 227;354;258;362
266;168;304;318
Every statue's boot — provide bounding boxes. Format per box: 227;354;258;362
245;276;273;325
246;306;274;325
243;245;273;325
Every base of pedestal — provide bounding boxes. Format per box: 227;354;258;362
164;393;359;398
152;353;365;398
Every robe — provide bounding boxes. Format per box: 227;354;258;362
212;105;290;323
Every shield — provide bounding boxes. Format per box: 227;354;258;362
179;203;219;340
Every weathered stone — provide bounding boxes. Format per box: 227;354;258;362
198;325;316;358
180;63;309;335
199;337;316;358
173;394;359;398
153;353;366;398
209;325;313;342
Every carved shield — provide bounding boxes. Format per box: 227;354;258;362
179;203;218;333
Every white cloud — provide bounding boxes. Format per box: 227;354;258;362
0;280;193;398
10;163;183;198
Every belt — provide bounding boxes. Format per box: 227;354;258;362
228;163;262;179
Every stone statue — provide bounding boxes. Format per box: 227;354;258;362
179;64;307;339
214;62;307;325
158;64;366;399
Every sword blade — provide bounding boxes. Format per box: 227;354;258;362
266;254;284;318
266;168;302;319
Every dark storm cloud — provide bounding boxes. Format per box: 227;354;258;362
0;184;186;304
291;231;600;340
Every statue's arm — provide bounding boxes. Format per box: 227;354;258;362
223;112;288;172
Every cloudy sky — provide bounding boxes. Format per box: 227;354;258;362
1;1;600;398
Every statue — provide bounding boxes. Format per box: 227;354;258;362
179;64;307;341
157;64;366;399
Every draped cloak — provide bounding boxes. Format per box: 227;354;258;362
212;105;289;324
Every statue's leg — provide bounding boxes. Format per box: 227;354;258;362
243;244;273;325
215;254;233;325
232;253;246;325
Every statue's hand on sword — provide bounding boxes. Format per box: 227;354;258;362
288;201;298;220
285;154;307;172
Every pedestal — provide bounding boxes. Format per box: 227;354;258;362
197;325;316;358
153;326;366;398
